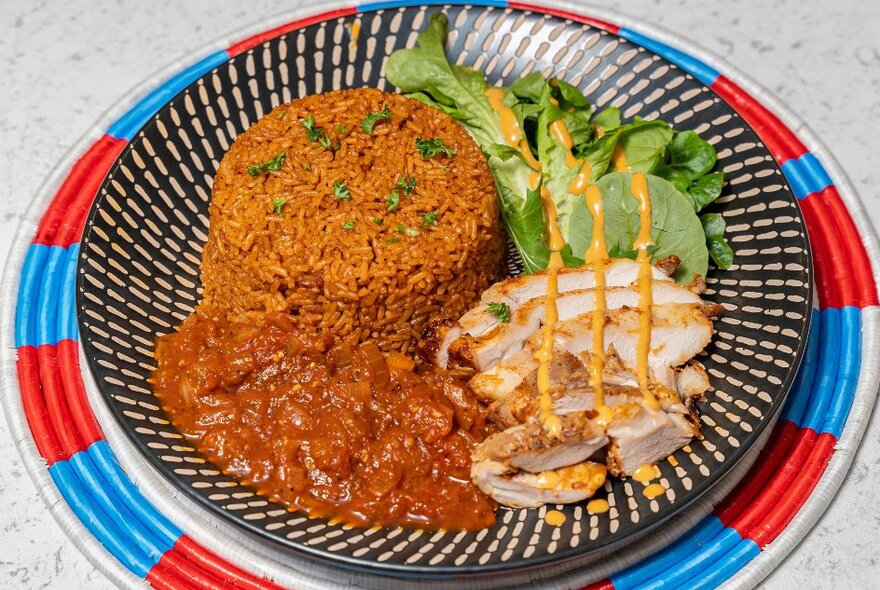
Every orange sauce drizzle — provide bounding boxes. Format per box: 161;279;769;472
549;120;578;167
485;88;523;146
632;463;661;484
611;143;629;171
583;184;612;424
643;484;667;499
587;498;610;515
545;510;566;526
630;173;660;410
535;188;565;437
348;21;361;50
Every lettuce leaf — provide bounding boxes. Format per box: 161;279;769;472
386;11;730;280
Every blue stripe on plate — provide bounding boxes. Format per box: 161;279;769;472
618;28;720;86
609;516;724;590
35;246;69;349
48;461;155;577
637;528;744;590
779;307;820;426
89;440;185;545
682;538;761;590
821;306;861;438
16;244;51;348
107;50;230;141
799;153;833;195
800;308;841;432
69;451;174;561
58;243;80;343
780;158;810;200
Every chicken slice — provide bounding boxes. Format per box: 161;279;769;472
471;303;717;401
470;460;607;508
604;402;699;477
475;411;608;473
448;282;705;372
419;259;675;368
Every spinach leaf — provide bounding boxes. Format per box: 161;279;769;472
700;213;734;269
665;130;716;181
686;171;725;211
568;172;709;283
653;166;691;194
615;119;674;173
574;130;621;181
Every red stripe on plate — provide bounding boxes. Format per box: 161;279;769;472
227;8;359;57
814;187;879;308
34;136;125;248
57;339;104;448
730;428;817;538
17;346;66;464
55;137;126;247
715;420;798;527
508;3;620;32
748;433;836;548
175;536;287;590
799;197;839;310
146;558;201;590
711;76;808;164
158;548;230;590
580;578;615;590
37;344;87;460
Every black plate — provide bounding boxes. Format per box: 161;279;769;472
77;4;812;577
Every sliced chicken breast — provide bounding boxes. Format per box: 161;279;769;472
449;283;705;372
419;259;676;368
474;411;608;473
605;402;699;477
471;303;716;401
471;459;607;508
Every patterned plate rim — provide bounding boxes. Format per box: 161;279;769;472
3;1;876;588
73;0;814;576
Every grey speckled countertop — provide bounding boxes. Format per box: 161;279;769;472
1;1;878;588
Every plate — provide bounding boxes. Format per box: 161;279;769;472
76;4;812;576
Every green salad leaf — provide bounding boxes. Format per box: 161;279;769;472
701;213;734;269
386;11;731;282
568;173;709;282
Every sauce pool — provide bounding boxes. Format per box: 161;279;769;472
152;306;498;531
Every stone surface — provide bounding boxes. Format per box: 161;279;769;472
0;1;877;588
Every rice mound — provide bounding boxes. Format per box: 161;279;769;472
200;88;505;352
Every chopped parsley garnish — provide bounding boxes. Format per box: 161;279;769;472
395;223;405;233
385;191;400;212
301;163;310;171
420;210;439;227
301;115;335;150
276;109;288;119
342;220;356;231
335;124;348;134
272;197;287;215
388;236;401;244
360;105;391;134
394;176;417;196
372;217;384;225
403;227;421;237
333;180;351;200
247;152;287;177
301;115;323;141
487;302;511;323
415;137;455;159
